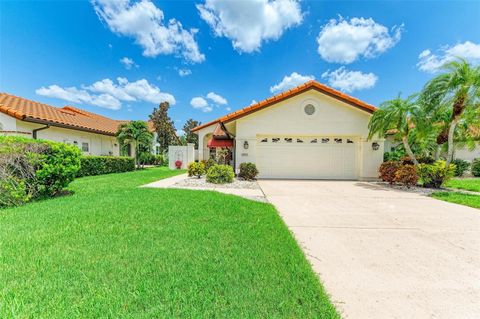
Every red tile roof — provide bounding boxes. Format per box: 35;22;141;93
192;80;377;132
0;93;126;136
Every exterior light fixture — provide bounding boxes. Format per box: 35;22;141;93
243;141;249;149
372;142;380;151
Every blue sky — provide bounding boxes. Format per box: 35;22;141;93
1;0;479;132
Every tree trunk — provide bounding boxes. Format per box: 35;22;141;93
446;117;460;166
445;94;466;166
402;136;419;165
133;141;138;169
434;145;441;160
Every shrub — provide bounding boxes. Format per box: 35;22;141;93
175;160;182;169
238;162;259;181
394;165;418;188
0;136;81;207
202;158;217;171
472;158;480;177
417;160;455;188
452;159;470;177
0;177;30;207
400;157;415;165
77;156;135;177
379;161;400;184
187;162;205;178
206;164;234;184
35;141;82;196
417;156;435;164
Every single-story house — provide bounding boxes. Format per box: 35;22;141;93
0;92;157;156
192;80;384;180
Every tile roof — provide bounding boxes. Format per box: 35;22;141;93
0;93;126;136
192;80;377;132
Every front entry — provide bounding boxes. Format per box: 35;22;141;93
256;136;358;179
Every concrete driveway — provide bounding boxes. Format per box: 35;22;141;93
259;180;480;319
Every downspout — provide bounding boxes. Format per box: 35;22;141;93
32;125;50;139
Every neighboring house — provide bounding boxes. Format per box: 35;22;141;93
192;81;384;180
0;93;127;156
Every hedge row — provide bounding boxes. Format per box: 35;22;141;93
77;156;135;177
0;136;81;208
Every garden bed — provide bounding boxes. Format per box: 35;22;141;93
174;176;260;189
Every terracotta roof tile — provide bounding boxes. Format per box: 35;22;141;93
0;93;124;136
192;80;377;132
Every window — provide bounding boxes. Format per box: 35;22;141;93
296;138;304;143
310;138;317;143
260;138;268;143
272;138;280;143
284;137;293;143
334;138;343;144
82;142;89;152
304;104;315;115
321;138;330;144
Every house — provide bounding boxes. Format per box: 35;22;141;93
192;80;384;180
0;93;154;156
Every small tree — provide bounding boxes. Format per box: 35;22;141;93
368;95;420;165
116;121;153;168
183;119;201;148
150;102;178;154
421;58;480;165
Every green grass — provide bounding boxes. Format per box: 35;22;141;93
0;167;338;318
431;191;480;209
445;178;480;192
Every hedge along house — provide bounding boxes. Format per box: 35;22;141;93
192;81;384;180
0;92;150;156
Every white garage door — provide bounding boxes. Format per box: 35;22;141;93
256;136;358;179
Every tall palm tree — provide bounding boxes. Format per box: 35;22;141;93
421;58;480;165
368;95;420;165
116;121;153;168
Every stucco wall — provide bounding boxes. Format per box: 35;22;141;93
233;90;383;179
455;147;480;161
0;112;20;133
14;120;119;156
168;144;195;169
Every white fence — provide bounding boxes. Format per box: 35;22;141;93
168;143;195;169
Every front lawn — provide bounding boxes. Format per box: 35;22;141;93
431;191;480;209
0;167;338;318
445;178;480;192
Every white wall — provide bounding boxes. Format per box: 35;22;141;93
168;144;195;169
12;119;120;156
455;147;480;161
0;112;21;133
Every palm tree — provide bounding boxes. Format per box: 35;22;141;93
368;95;420;165
421;58;480;165
116;121;153;168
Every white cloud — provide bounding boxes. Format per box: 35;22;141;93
36;85;122;110
92;0;205;63
270;72;315;93
321;67;378;92
206;92;227;105
190;96;212;112
36;77;175;110
197;0;303;53
417;41;480;72
120;57;138;69
317;17;403;64
178;68;192;76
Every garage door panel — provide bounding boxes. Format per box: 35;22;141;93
256;136;358;179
